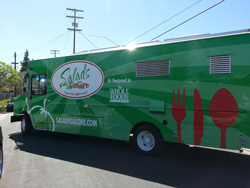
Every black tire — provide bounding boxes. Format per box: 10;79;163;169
0;147;2;179
0;126;3;179
133;125;164;156
21;114;32;136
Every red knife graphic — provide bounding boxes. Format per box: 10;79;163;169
194;89;203;145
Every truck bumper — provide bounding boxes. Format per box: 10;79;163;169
11;115;23;123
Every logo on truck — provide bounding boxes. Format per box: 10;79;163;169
51;61;104;99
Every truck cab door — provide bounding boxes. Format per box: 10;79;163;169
18;73;31;113
29;74;48;130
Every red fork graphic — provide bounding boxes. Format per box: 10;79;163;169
172;89;186;143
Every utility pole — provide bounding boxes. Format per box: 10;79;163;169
50;50;60;57
12;52;19;70
66;8;84;54
12;52;19;97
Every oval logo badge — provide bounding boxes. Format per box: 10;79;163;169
51;61;104;99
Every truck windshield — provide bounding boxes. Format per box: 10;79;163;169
31;74;47;95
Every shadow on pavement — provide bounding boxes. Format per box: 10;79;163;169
9;131;250;188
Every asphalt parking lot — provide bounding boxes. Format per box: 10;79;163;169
1;112;250;188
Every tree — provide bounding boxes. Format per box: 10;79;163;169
15;72;26;96
0;61;20;93
20;50;30;73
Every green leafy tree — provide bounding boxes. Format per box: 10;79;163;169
0;61;20;93
15;72;26;96
20;50;30;73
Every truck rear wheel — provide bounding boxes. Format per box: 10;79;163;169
133;125;164;155
21;115;32;136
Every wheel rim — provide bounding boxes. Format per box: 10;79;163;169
21;118;26;132
137;131;155;151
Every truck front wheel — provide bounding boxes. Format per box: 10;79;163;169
21;115;32;136
0;126;3;179
133;125;164;155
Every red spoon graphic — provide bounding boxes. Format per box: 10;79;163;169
209;88;238;149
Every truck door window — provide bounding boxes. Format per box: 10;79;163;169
23;73;29;95
31;74;47;95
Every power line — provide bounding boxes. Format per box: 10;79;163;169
0;55;12;59
104;37;119;46
28;32;69;56
66;8;84;54
108;0;149;36
2;32;69;64
79;32;98;49
13;32;69;63
80;32;119;46
62;31;71;55
126;0;202;45
0;54;16;64
6;56;13;64
151;0;225;41
29;32;69;52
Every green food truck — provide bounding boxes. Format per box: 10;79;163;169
11;28;250;155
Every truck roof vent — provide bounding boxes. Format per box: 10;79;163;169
136;60;170;77
210;55;231;74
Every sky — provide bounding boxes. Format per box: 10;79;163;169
0;0;250;71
